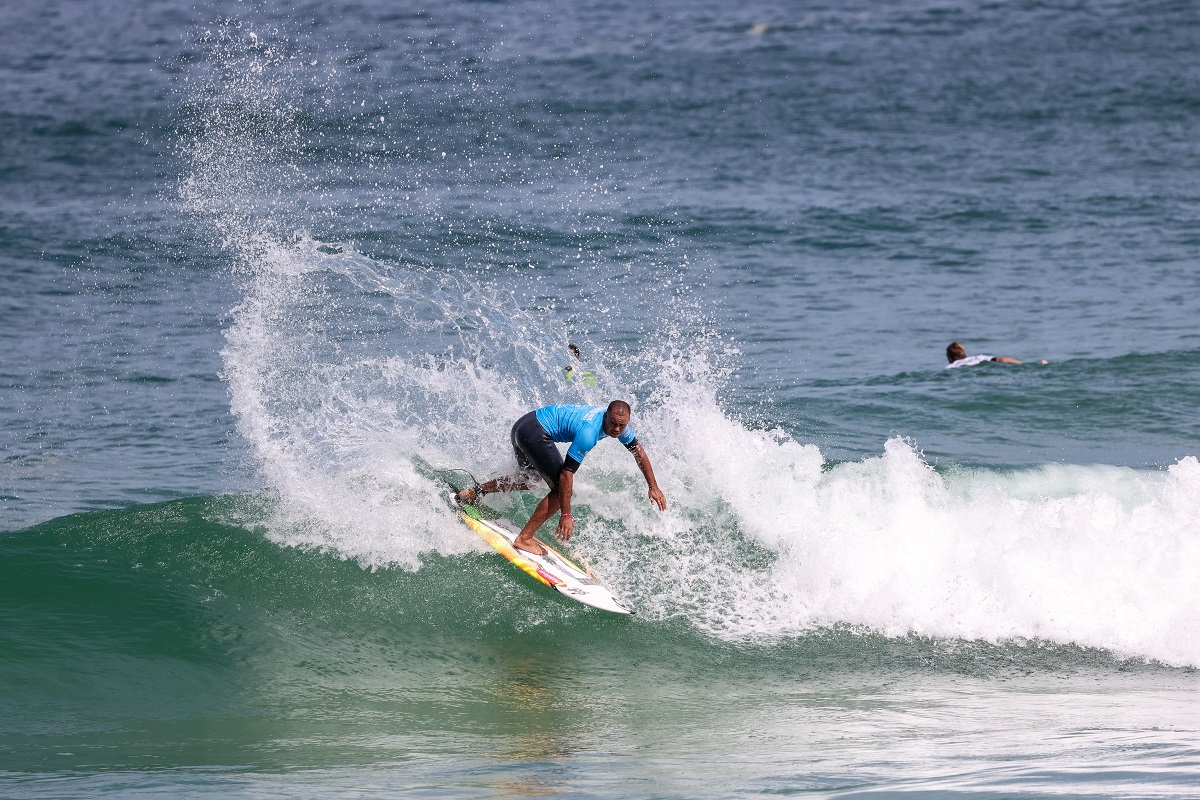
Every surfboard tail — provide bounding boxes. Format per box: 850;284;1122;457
555;584;635;615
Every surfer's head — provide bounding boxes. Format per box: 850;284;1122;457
603;400;631;437
946;342;967;363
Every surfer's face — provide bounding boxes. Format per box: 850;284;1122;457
603;409;629;438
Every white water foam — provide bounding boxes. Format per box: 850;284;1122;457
580;379;1200;665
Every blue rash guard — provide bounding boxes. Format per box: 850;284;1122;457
534;404;637;466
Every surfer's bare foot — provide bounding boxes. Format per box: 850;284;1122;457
456;487;477;504
513;537;547;556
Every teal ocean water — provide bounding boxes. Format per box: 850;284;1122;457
3;0;1199;797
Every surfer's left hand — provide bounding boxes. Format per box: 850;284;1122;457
648;486;667;511
556;514;574;541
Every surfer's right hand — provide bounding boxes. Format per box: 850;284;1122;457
556;514;574;542
648;486;667;511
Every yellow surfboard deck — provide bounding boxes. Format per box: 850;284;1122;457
456;499;633;615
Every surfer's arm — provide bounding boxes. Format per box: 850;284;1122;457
629;442;667;510
554;466;575;541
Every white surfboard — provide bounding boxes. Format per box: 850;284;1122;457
454;496;634;615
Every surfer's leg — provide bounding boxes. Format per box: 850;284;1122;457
511;411;564;491
458;474;537;504
511;419;566;555
458;413;550;503
513;488;562;556
484;475;538;493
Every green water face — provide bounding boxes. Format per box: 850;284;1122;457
3;498;1198;797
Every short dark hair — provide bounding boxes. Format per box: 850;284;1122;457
608;400;631;418
946;342;967;363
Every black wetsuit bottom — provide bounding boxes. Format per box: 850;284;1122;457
511;411;562;488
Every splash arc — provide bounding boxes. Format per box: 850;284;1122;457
456;497;634;615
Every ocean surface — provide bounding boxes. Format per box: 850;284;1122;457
2;0;1199;797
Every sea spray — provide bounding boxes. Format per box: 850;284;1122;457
176;19;709;570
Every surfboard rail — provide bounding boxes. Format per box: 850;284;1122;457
412;456;633;614
456;500;634;615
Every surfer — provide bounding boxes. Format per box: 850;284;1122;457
945;341;1046;368
458;401;667;555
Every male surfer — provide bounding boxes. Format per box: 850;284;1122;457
945;341;1046;368
458;401;667;555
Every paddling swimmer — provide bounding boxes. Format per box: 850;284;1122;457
945;341;1047;368
458;401;667;555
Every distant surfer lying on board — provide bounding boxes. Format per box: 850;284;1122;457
457;401;667;555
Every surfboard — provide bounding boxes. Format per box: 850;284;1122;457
413;456;633;614
453;494;634;615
